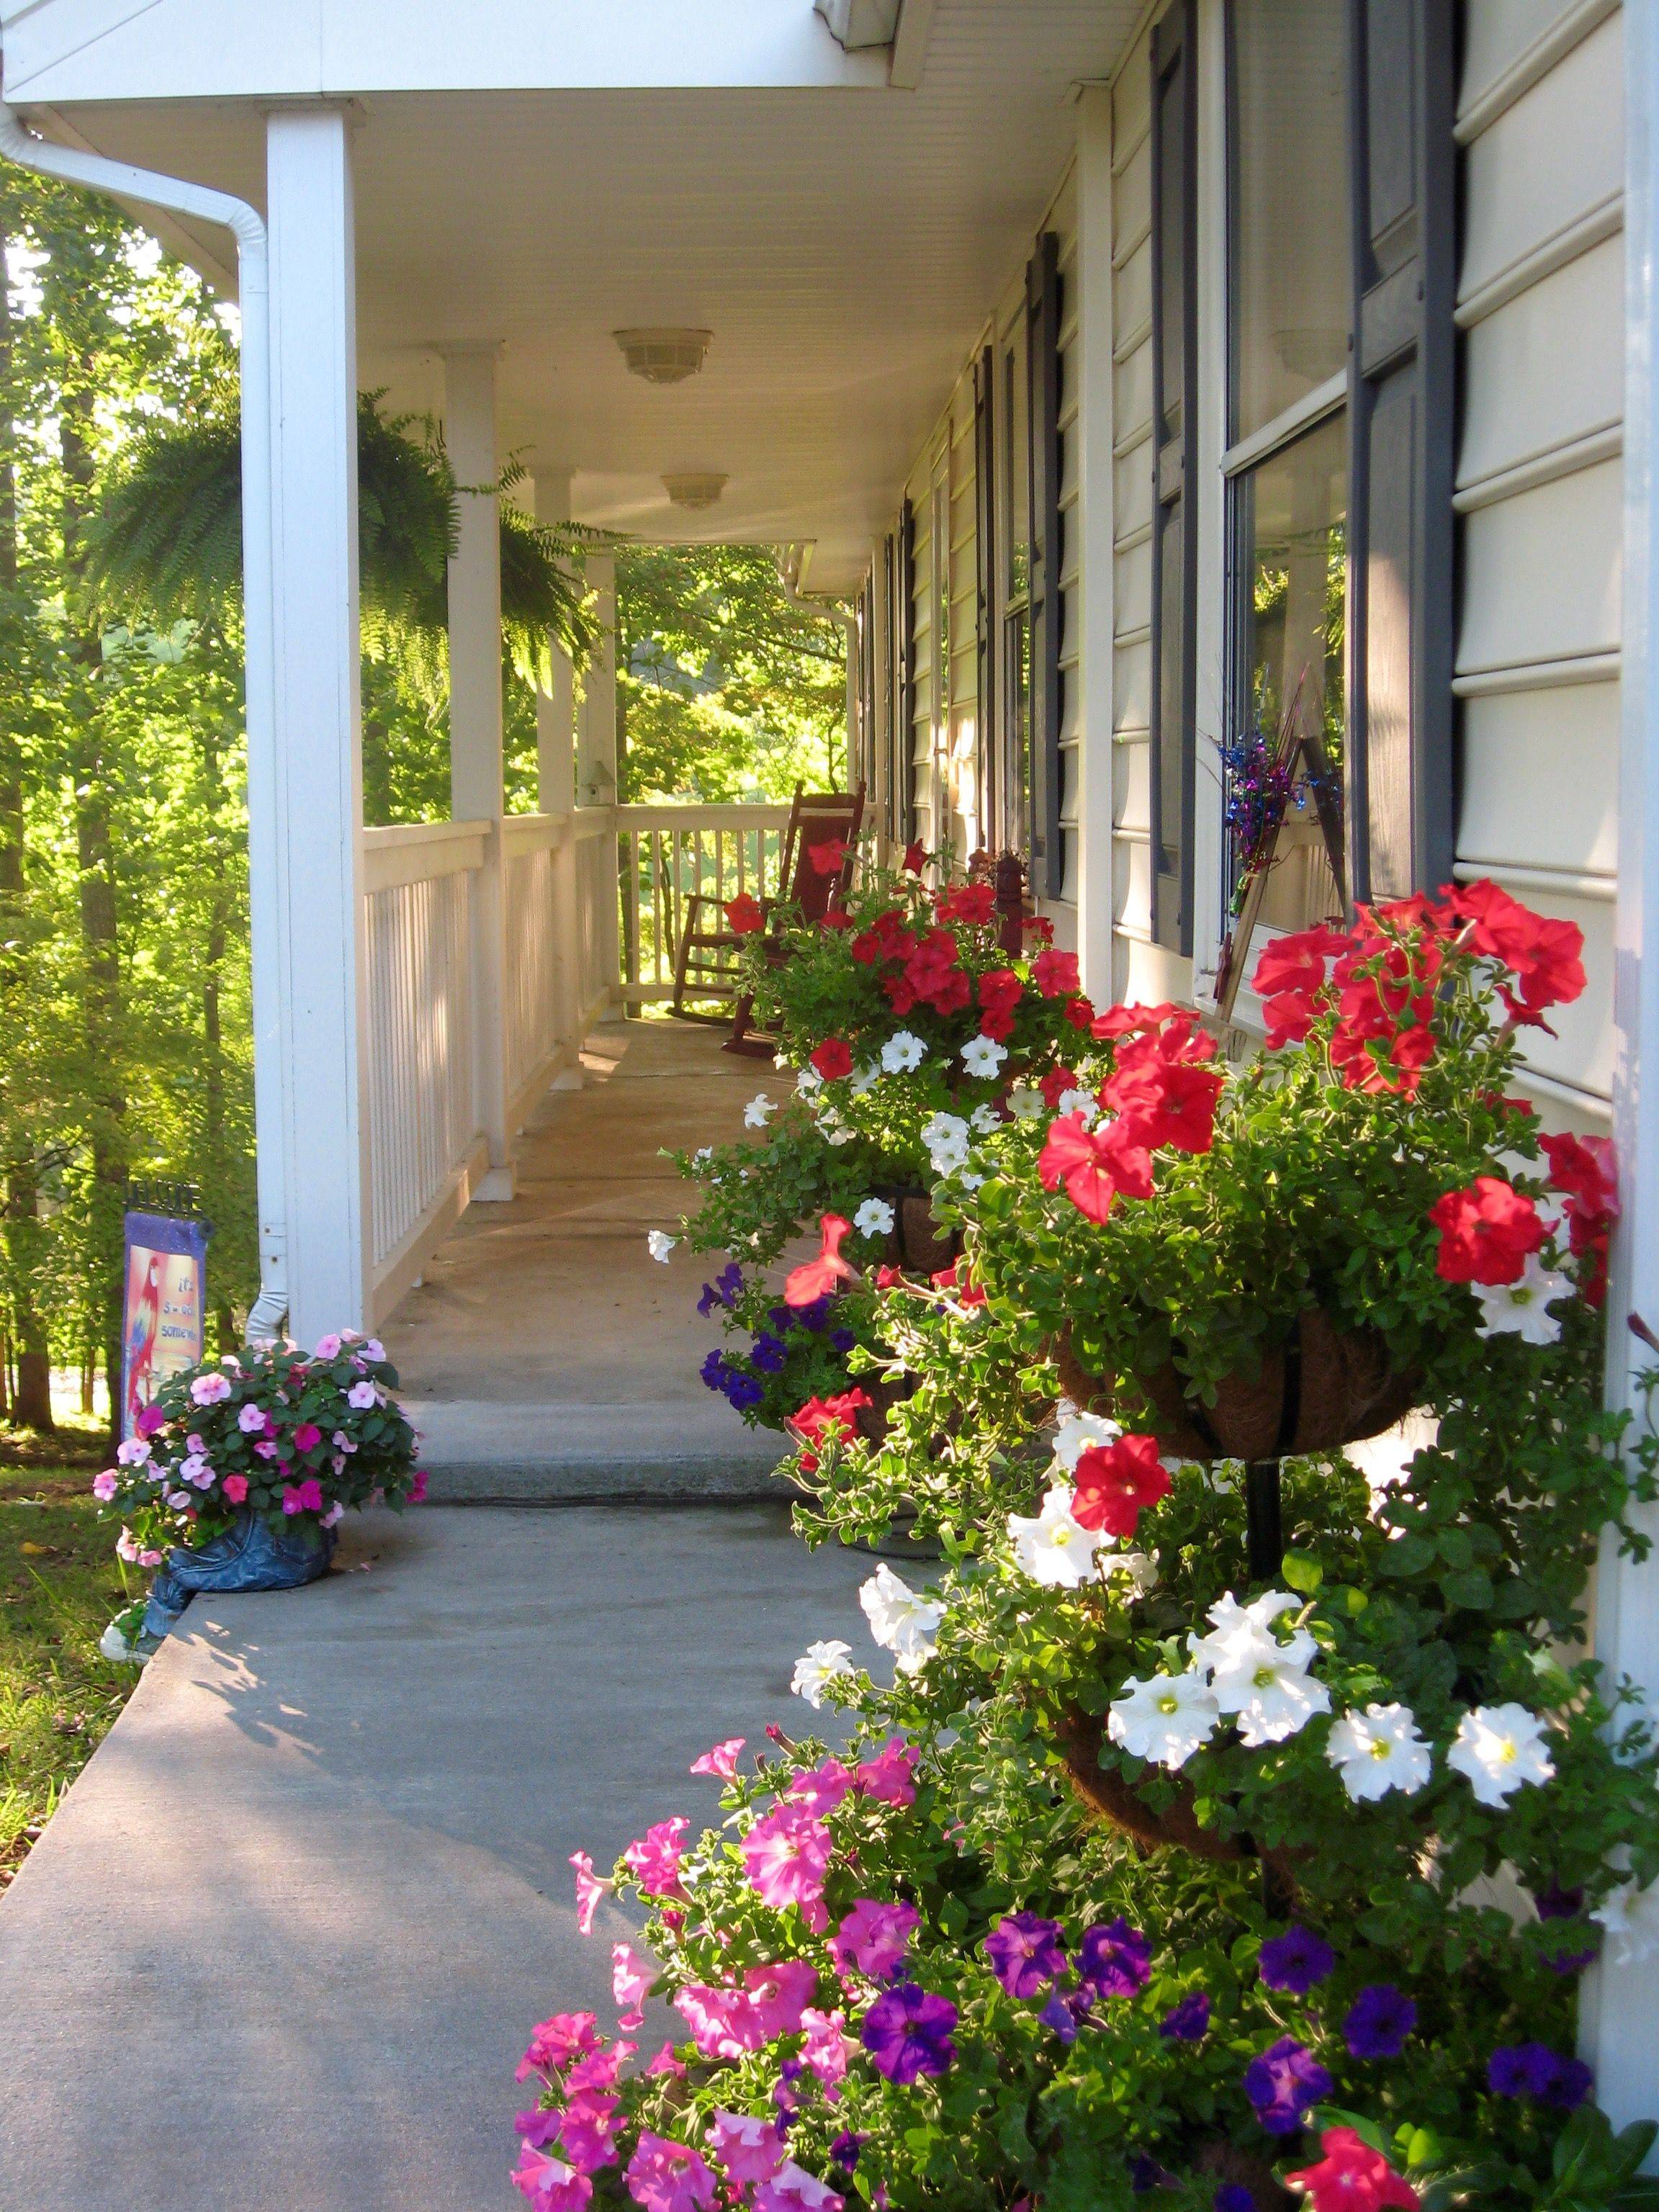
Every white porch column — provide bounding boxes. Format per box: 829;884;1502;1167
533;464;577;813
1586;0;1659;2124
577;550;618;807
1074;81;1117;1004
444;347;516;1200
266;107;369;1341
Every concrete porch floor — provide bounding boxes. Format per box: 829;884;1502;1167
0;1503;873;2211
383;1018;791;1500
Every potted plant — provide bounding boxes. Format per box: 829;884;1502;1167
93;1328;426;1659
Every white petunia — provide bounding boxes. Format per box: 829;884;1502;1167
1447;1702;1555;1807
850;1063;881;1096
647;1230;678;1263
1592;1876;1659;1965
920;1110;971;1178
744;1093;776;1128
881;1030;926;1074
1007;1085;1047;1122
796;1066;823;1094
860;1563;945;1673
854;1197;896;1238
818;1106;856;1146
1190;1593;1328;1748
1107;1670;1221;1769
970;1103;1002;1134
1325;1701;1433;1802
1051;1408;1122;1473
961;1033;1007;1079
1474;1252;1575;1344
791;1639;855;1709
1056;1087;1096;1120
692;1147;712;1168
1007;1483;1112;1588
956;1169;984;1190
1105;1550;1159;1596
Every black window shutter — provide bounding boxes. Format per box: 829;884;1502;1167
1027;233;1064;899
1344;0;1457;902
973;342;997;853
1149;0;1197;954
881;530;898;840
896;498;917;846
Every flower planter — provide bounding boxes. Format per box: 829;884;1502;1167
1053;1305;1420;1462
876;1187;960;1276
141;1511;336;1641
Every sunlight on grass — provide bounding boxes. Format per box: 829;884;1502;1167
0;1465;140;1890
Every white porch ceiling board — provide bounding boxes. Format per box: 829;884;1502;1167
12;0;1138;590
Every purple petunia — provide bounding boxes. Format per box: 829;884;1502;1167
1038;1991;1080;2043
750;1331;790;1375
1488;2044;1593;2109
832;1327;858;1354
1079;1917;1151;2000
1257;1926;1335;1995
829;2134;867;2173
984;1912;1068;1999
1130;2154;1178;2194
1533;1884;1598;1975
1214;2190;1256;2212
697;1263;743;1317
860;1983;958;2085
1343;1984;1418;2059
1159;1992;1211;2042
1243;2036;1331;2135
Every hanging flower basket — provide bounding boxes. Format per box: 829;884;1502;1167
875;1184;961;1277
1053;1306;1421;1462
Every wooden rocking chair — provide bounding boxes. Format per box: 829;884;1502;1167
668;783;865;1051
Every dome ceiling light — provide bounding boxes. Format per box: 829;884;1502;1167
662;472;728;512
613;328;713;385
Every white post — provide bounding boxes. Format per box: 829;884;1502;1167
1585;0;1659;2126
266;108;369;1341
445;346;515;1200
1074;82;1117;1004
578;550;621;1005
534;465;584;1083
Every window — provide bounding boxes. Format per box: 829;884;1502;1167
1223;0;1349;937
1150;1;1197;953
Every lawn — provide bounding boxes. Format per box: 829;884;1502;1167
0;1445;140;1893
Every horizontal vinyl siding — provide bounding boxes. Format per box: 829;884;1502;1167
1454;0;1622;1130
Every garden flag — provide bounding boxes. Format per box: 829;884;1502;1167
121;1210;209;1441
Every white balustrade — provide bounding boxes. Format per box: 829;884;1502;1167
616;801;792;1000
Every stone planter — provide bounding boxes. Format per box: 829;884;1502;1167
142;1511;337;1641
1053;1305;1420;1462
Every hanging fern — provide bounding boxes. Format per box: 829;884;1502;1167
89;390;597;663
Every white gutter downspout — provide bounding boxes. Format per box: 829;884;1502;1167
0;99;289;1341
778;545;860;787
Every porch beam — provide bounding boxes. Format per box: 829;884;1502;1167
444;346;516;1199
266;106;369;1341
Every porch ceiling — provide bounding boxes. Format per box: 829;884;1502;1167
12;0;1140;591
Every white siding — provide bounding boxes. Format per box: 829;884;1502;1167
1455;0;1622;1130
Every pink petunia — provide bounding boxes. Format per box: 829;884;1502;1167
624;2132;717;2212
512;2147;593;2212
313;1333;343;1361
754;2165;845;2212
689;1737;745;1781
135;1403;167;1437
92;1470;117;1502
741;1804;832;1912
222;1473;248;1504
516;2011;601;2083
348;1380;378;1411
787;1757;855;1816
622;1817;688;1899
852;1738;918;1807
566;2043;632;2095
238;1403;266;1434
644;2042;687;2079
830;1899;920;1982
292;1422;322;1452
557;2091;621;2175
800;2006;854;2092
189;1372;231;1406
320;1501;345;1529
706;2110;788;2188
116;1438;152;1467
570;1850;608;1936
408;1470;428;1503
612;1943;653;2029
747;1959;819;2038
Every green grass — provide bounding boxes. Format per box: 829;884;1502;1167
0;1459;142;1891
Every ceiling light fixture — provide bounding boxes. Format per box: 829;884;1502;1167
613;328;713;385
662;472;728;511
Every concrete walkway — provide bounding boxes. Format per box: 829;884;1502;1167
0;1503;873;2211
384;1019;791;1499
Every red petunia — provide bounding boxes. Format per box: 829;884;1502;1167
851;907;912;967
1263;989;1319;1051
1429;1177;1545;1285
785;1214;860;1305
1540;1130;1619;1306
1103;1053;1225;1156
1251;925;1349;1002
810;1037;853;1081
874;1264;906;1290
725;893;765;935
1285;2128;1420;2212
1451;878;1586;1015
930;1261;986;1308
1039;1064;1081;1111
978;966;1024;1041
820;905;855;932
1071;1434;1172;1539
1023;915;1056;945
1091;1000;1176;1041
938;882;997;927
789;1388;873;1472
1032;947;1080;999
902;841;927;874
1038;1112;1155;1224
1063;994;1096;1031
808;837;851;877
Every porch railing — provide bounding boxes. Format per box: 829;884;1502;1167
616;801;793;1002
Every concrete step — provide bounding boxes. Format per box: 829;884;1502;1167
405;1397;793;1503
